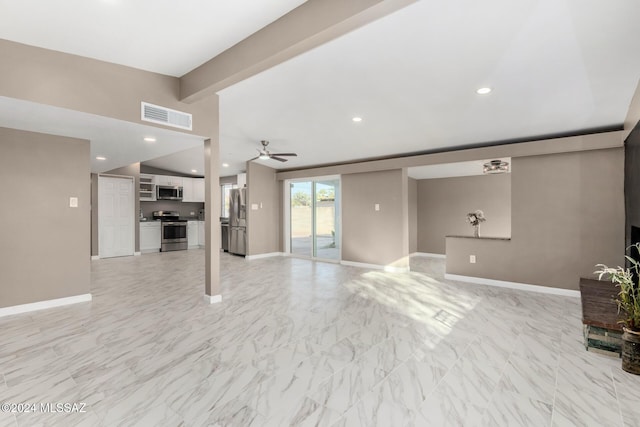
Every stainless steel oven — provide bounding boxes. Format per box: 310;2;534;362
153;211;188;251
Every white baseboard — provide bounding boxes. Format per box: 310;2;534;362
90;255;100;260
411;252;446;259
245;252;284;260
134;252;141;256
0;294;93;318
444;273;580;297
204;294;222;304
340;260;410;273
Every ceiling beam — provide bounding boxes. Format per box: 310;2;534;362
179;0;416;103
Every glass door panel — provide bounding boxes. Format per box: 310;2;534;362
314;180;340;260
290;181;313;257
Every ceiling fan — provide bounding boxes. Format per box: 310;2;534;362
249;140;297;162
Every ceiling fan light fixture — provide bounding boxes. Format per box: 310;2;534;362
259;153;270;160
483;159;509;174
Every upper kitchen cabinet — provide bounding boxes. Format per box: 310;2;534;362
182;178;205;203
156;175;183;187
193;178;205;202
140;174;156;201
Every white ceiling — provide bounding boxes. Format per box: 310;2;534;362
1;0;639;179
0;97;205;173
0;0;307;77
218;0;640;173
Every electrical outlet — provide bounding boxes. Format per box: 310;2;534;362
374;203;380;211
190;211;195;216
469;255;476;264
69;197;78;208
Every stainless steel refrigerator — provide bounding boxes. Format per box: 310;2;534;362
229;188;247;255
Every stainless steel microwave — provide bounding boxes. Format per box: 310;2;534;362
156;185;183;201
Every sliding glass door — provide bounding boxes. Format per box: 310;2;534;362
289;177;340;260
290;181;313;257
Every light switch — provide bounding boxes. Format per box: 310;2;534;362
374;203;380;211
470;255;476;264
69;197;78;208
251;203;259;210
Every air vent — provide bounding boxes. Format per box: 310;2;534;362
141;102;192;131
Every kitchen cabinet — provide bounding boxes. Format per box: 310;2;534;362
188;220;199;249
139;174;156;201
144;174;204;202
155;175;183;187
182;178;205;203
182;178;194;202
237;173;246;188
140;222;161;253
193;178;205;202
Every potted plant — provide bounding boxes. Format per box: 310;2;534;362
595;243;640;375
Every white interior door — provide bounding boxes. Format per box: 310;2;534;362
99;176;134;258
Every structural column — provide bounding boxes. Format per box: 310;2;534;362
204;95;222;302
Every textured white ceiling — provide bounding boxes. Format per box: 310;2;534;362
1;0;639;179
0;97;204;174
0;0;307;76
218;0;640;172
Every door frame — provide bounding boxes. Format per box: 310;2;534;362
284;175;341;262
98;174;135;258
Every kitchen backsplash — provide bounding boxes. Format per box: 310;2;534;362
141;201;204;219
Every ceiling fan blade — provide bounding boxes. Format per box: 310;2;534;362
271;153;297;157
270;156;288;162
248;155;260;161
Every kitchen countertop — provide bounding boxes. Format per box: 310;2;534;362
446;235;511;241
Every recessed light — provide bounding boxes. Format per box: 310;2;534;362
352;117;363;122
476;87;492;95
144;137;156;142
191;169;197;173
95;156;107;160
222;163;229;168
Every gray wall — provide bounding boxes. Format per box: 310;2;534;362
342;169;409;267
408;177;417;254
246;162;279;255
0;127;90;308
220;175;238;185
625;123;640;247
0;39;217;138
417;174;512;254
140;201;204;219
446;148;625;290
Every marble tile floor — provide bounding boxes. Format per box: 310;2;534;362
1;250;639;426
